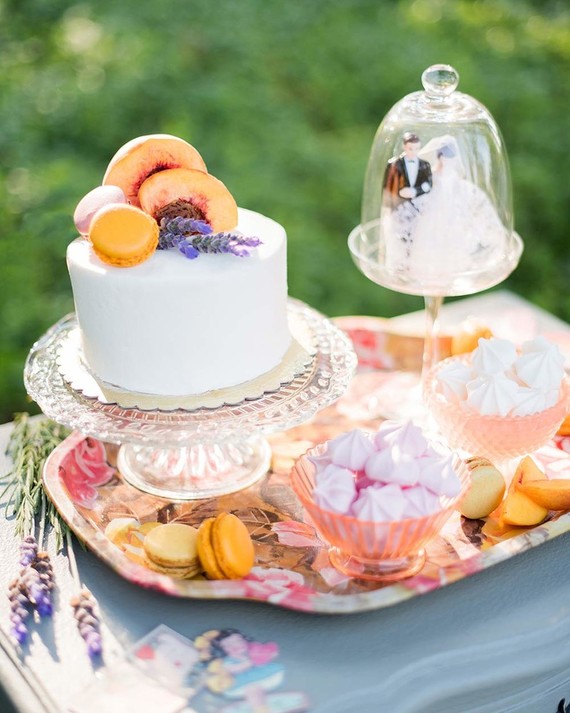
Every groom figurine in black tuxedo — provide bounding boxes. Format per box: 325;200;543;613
383;132;432;210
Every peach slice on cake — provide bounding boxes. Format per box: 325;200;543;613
102;134;207;207
138;167;238;232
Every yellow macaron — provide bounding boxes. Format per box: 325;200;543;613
89;203;158;268
143;522;200;579
197;513;255;580
460;456;505;520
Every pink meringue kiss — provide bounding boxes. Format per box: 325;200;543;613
327;429;375;471
313;463;357;514
425;355;570;461
291;443;470;582
352;483;409;522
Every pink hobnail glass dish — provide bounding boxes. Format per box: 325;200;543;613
290;445;470;582
424;355;570;462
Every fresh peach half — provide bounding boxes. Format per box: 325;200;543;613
138;167;238;232
102;134;207;207
518;479;570;511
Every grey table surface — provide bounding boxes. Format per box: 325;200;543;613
1;291;570;713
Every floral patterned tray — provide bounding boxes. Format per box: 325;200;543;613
43;363;570;614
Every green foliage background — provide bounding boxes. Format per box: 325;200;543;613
1;0;569;423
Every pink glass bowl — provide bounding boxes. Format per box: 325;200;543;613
290;446;470;582
425;356;570;461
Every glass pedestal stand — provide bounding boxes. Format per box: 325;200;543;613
24;300;357;500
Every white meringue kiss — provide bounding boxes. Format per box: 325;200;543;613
312;463;357;514
328;429;375;471
436;361;473;401
520;336;565;357
471;338;517;375
511;386;560;417
514;348;565;391
466;373;521;417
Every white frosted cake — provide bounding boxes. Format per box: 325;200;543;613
67;135;291;396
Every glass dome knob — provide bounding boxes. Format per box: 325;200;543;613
421;64;459;99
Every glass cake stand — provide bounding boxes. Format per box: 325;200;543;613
24;299;357;500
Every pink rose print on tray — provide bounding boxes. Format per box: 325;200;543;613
271;520;323;548
211;567;317;612
59;437;115;508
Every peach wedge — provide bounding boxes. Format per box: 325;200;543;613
500;456;548;527
138;167;238;232
102;134;207;207
518;479;570;511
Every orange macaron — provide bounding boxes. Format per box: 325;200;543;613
197;512;255;580
88;203;159;267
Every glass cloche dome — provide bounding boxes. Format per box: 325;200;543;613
349;64;523;297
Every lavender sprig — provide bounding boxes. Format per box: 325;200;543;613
67;531;102;659
8;576;32;645
183;232;263;258
30;552;54;617
159;217;262;259
20;565;49;616
158;216;212;250
20;535;38;567
29;499;55;617
70;588;102;659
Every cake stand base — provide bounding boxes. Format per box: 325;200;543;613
117;435;272;500
329;547;426;582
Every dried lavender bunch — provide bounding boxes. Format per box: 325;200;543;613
159;217;262;259
3;415;68;642
70;588;102;659
8;576;32;645
158;216;212;249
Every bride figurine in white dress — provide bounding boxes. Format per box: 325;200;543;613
407;134;508;284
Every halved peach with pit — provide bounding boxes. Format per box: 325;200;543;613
102;134;207;207
138;167;238;232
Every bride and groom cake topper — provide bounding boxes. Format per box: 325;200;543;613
381;131;507;282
